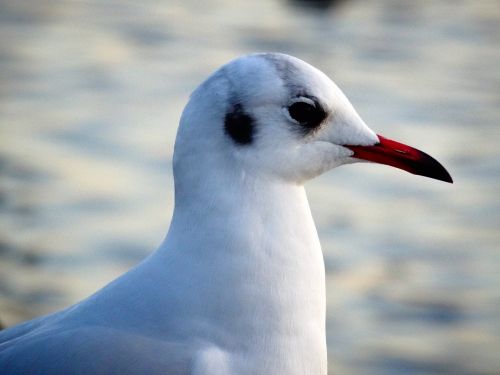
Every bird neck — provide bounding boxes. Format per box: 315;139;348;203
166;169;322;265
154;168;326;343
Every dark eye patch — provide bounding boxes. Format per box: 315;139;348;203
224;103;255;145
288;99;326;131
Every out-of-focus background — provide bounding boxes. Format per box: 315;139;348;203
1;0;499;373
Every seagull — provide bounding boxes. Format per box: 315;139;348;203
0;53;452;374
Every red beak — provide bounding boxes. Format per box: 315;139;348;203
346;135;453;183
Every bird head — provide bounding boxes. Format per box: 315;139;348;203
174;53;452;185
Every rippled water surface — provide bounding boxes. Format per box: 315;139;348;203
1;1;500;373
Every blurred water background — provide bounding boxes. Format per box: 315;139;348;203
1;0;499;373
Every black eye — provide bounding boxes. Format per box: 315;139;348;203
288;100;326;129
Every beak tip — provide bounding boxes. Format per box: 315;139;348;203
432;169;453;184
413;152;453;184
441;172;454;184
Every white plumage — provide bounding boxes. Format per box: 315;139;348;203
0;53;451;374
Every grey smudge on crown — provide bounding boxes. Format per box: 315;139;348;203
260;53;309;98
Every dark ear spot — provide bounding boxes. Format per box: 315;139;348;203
224;103;255;145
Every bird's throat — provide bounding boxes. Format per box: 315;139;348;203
157;177;327;355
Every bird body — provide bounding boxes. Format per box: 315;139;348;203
0;53;451;374
1;182;326;374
